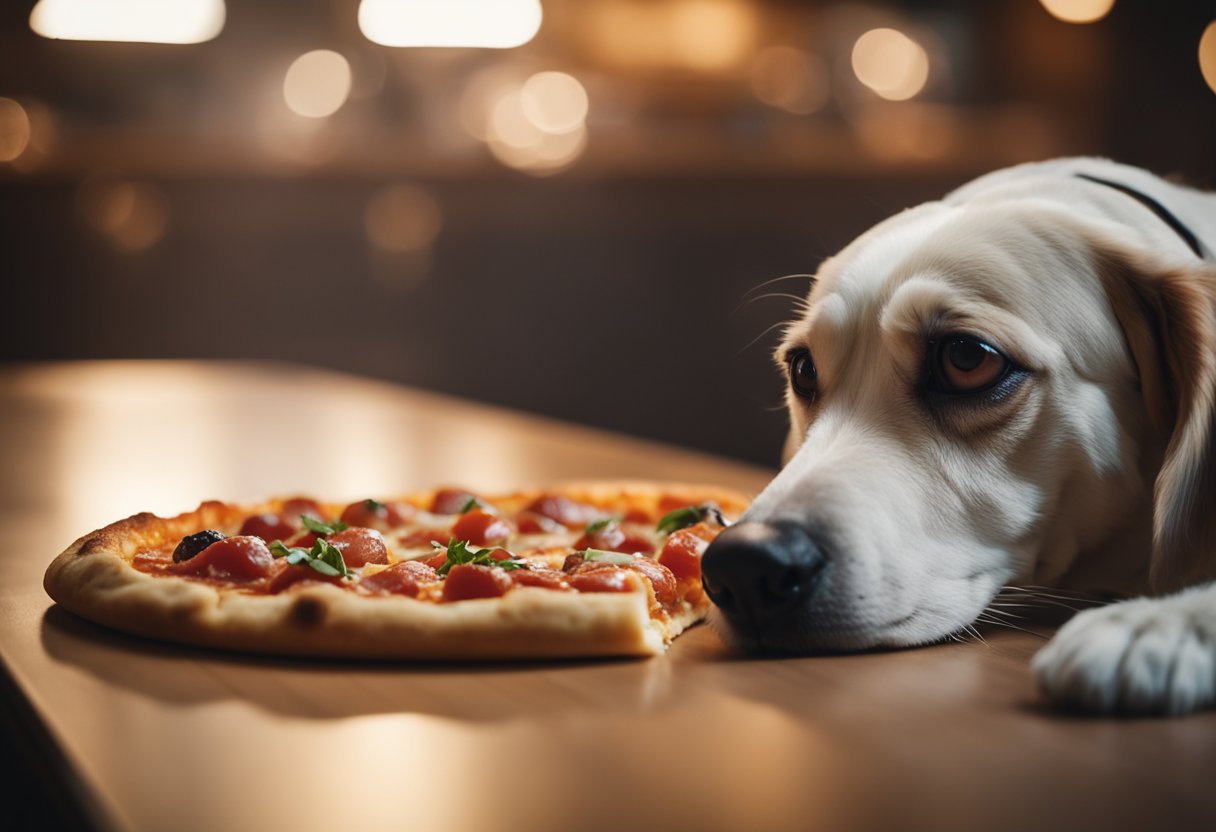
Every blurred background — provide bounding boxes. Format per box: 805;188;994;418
1;0;1214;466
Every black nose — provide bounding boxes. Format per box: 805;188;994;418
701;520;826;627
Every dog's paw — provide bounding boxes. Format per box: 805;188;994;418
1031;590;1216;715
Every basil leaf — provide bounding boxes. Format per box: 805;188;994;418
270;540;306;559
656;504;721;535
459;497;479;514
580;549;638;565
301;515;348;536
310;538;349;578
306;558;342;577
434;538;526;575
270;537;348;577
363;498;386;512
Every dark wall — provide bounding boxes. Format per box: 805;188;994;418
1;170;957;465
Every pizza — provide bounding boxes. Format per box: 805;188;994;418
44;483;749;660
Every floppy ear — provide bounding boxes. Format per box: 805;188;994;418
1100;250;1216;591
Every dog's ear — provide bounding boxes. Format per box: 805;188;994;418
1100;250;1216;590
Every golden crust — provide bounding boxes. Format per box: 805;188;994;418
44;482;750;660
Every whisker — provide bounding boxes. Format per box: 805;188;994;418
979;606;1025;620
746;291;812;307
973;615;1050;640
999;585;1103;602
740;273;815;302
735;320;790;357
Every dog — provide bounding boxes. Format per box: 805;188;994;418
700;158;1216;716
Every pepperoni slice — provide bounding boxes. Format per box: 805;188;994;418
658;527;710;580
360;561;438;597
523;494;603;528
327;527;389;567
171;536;275;582
510;567;568;590
442;564;514;601
573;523;654;555
280;498;324;522
516;511;566;534
567;566;634;593
238;513;296;542
339;499;416;529
450;510;512;547
399;529;449;549
430;488;486;515
628;559;677;606
267;563;343;594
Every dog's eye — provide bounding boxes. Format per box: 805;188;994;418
787;349;818;399
933;336;1009;393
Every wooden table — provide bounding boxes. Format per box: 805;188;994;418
2;362;1213;832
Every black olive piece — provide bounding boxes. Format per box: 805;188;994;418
173;529;227;562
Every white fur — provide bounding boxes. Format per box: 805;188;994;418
736;158;1216;714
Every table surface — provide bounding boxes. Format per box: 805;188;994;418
2;361;1214;832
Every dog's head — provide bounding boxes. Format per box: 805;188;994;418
703;199;1216;653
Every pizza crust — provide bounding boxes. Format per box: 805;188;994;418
44;483;748;660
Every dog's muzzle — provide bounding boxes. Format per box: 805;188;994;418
701;520;826;630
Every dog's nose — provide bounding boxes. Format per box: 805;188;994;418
701;520;825;626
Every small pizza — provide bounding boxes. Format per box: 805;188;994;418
44;483;748;660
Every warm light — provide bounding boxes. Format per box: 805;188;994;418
1038;0;1115;24
750;47;830;115
487;84;587;175
77;175;170;252
520;72;588;134
854;103;958;162
283;51;352;119
358;0;542;48
851;28;930;101
29;0;225;44
669;0;757;71
1201;21;1216;96
0;98;31;162
488;124;587;175
365;184;443;253
584;0;757;73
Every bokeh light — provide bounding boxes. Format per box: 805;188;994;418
520;72;589;135
1038;0;1116;25
464;70;592;175
0;98;32;163
283;50;352;119
851;28;930;101
585;0;757;73
750;47;831;115
1200;21;1216;96
29;0;225;44
365;184;443;254
77;174;170;252
358;0;542;49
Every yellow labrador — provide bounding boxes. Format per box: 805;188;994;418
701;158;1216;715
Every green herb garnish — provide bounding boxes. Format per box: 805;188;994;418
270;538;349;578
363;498;386;513
584;516;620;535
578;548;638;566
301;515;349;536
430;538;526;576
459;497;480;514
656;503;722;535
